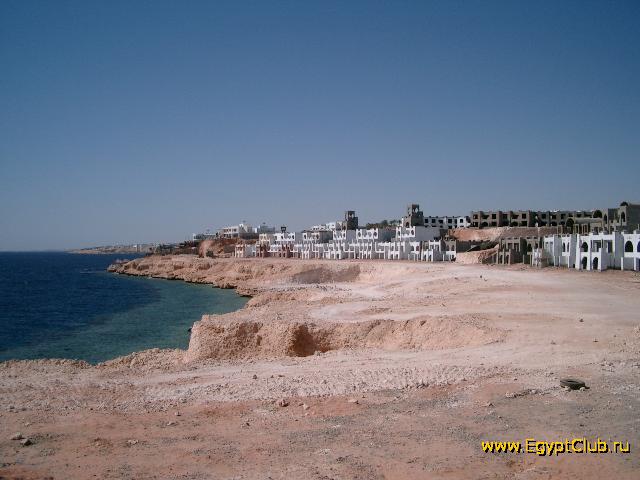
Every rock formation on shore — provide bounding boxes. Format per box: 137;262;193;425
109;256;504;363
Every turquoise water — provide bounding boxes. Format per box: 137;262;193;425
0;253;247;363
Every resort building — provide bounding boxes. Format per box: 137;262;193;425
221;223;254;239
470;209;595;229
222;222;275;239
424;216;471;229
603;202;640;231
228;201;638;272
621;232;640;271
525;230;640;272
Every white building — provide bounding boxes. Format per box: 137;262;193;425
310;222;339;231
374;226;442;261
268;231;302;257
344;228;395;260
537;231;640;271
293;230;333;259
254;223;276;234
575;232;623;271
222;223;254;238
622;232;640;271
322;229;356;260
538;234;577;268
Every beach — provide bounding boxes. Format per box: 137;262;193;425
1;255;639;479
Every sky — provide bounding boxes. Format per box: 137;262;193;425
1;0;639;250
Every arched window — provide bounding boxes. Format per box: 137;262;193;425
637;241;640;253
581;242;589;252
625;241;634;253
621;212;626;223
593;257;599;270
562;243;566;252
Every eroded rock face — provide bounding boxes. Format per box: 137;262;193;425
110;255;505;363
184;316;503;362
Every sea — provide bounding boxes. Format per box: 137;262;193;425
0;252;247;364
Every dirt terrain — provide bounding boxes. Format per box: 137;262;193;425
1;256;639;479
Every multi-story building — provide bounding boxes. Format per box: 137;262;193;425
345;228;394;260
471;209;602;229
424;216;471;229
531;230;640;271
602;202;640;231
229;201;640;272
222;222;274;238
222;223;251;238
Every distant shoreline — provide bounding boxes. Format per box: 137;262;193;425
69;246;153;255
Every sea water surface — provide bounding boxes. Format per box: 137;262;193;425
0;252;247;363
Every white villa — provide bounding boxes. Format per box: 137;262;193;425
533;231;640;271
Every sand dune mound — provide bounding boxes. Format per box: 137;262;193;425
185;315;503;362
291;264;361;284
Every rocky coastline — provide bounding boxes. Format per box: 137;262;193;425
2;255;639;478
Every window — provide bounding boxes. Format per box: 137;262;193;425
625;241;634;253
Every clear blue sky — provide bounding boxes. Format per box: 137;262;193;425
1;1;638;250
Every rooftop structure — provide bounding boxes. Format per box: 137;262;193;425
402;204;424;227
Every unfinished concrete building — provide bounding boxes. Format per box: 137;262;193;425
603;201;640;231
425;216;471;229
471;209;595;229
234;243;256;258
493;236;542;265
343;210;359;230
402;204;425;228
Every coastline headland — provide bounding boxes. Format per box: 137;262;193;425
2;255;639;478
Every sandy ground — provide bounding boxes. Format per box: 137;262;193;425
1;256;639;479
